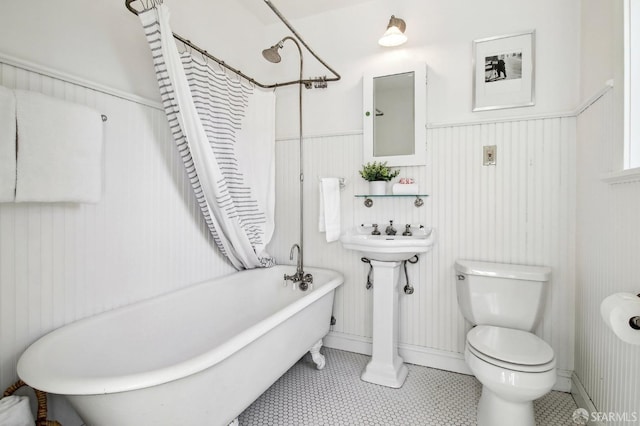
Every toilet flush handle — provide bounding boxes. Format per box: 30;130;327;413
457;274;465;280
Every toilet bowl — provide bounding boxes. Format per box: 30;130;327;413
454;260;556;426
464;325;556;426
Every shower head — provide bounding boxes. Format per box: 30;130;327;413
262;44;282;63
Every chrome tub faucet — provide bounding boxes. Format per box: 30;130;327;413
284;243;313;290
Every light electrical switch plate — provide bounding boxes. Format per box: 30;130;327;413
483;145;497;166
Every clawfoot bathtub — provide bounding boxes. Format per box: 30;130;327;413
18;266;343;426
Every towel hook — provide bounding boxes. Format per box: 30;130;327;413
178;40;188;55
217;60;227;77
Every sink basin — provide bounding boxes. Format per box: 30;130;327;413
340;226;435;262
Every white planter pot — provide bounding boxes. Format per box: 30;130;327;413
369;181;387;195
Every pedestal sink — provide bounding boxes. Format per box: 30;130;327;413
340;225;435;388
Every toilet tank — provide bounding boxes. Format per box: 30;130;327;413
454;260;551;331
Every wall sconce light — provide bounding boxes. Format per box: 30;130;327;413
378;15;407;47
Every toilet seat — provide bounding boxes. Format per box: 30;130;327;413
467;325;555;373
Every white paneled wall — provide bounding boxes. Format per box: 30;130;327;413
0;60;234;408
269;116;576;390
0;53;582;422
575;90;640;420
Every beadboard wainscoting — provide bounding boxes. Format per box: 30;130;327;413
574;89;640;420
0;57;234;421
269;117;576;392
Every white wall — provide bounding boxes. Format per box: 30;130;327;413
269;118;576;390
0;0;592;423
0;0;269;102
0;2;250;422
0;57;236;425
574;0;640;422
265;0;579;391
574;89;640;425
265;0;581;139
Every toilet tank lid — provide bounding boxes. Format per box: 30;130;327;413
454;260;551;282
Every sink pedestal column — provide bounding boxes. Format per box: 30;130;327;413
361;260;408;388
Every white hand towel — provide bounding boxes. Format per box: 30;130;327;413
0;86;16;202
318;178;341;242
14;90;103;203
0;395;35;426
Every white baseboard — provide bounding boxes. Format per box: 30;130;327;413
556;369;573;393
323;331;372;355
324;331;473;375
324;331;573;392
571;373;605;426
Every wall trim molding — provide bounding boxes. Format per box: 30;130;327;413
600;166;640;184
277;101;605;140
571;373;605;426
324;331;572;392
575;83;614;116
427;84;612;129
276;129;363;143
265;85;614;140
324;331;472;375
4;48;609;141
427;111;577;129
0;52;163;110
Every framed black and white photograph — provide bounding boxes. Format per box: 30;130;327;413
472;30;535;111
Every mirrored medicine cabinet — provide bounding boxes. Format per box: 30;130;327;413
363;63;427;166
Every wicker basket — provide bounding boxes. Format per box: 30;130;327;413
3;380;61;426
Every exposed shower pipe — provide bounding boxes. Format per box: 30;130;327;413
262;0;341;86
125;0;329;284
265;37;313;290
124;0;340;89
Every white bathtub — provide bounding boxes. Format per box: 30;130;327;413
17;266;343;426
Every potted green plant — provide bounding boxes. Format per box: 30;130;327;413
359;161;400;195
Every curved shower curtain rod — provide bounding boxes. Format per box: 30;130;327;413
125;0;341;89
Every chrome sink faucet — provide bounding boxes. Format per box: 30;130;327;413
385;220;397;236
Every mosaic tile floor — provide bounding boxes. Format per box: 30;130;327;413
239;348;578;426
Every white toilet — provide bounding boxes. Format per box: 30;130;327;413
454;260;556;426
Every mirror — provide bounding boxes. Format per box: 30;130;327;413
363;63;426;166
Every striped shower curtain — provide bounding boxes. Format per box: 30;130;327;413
139;4;275;270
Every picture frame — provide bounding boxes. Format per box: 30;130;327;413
472;30;535;112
